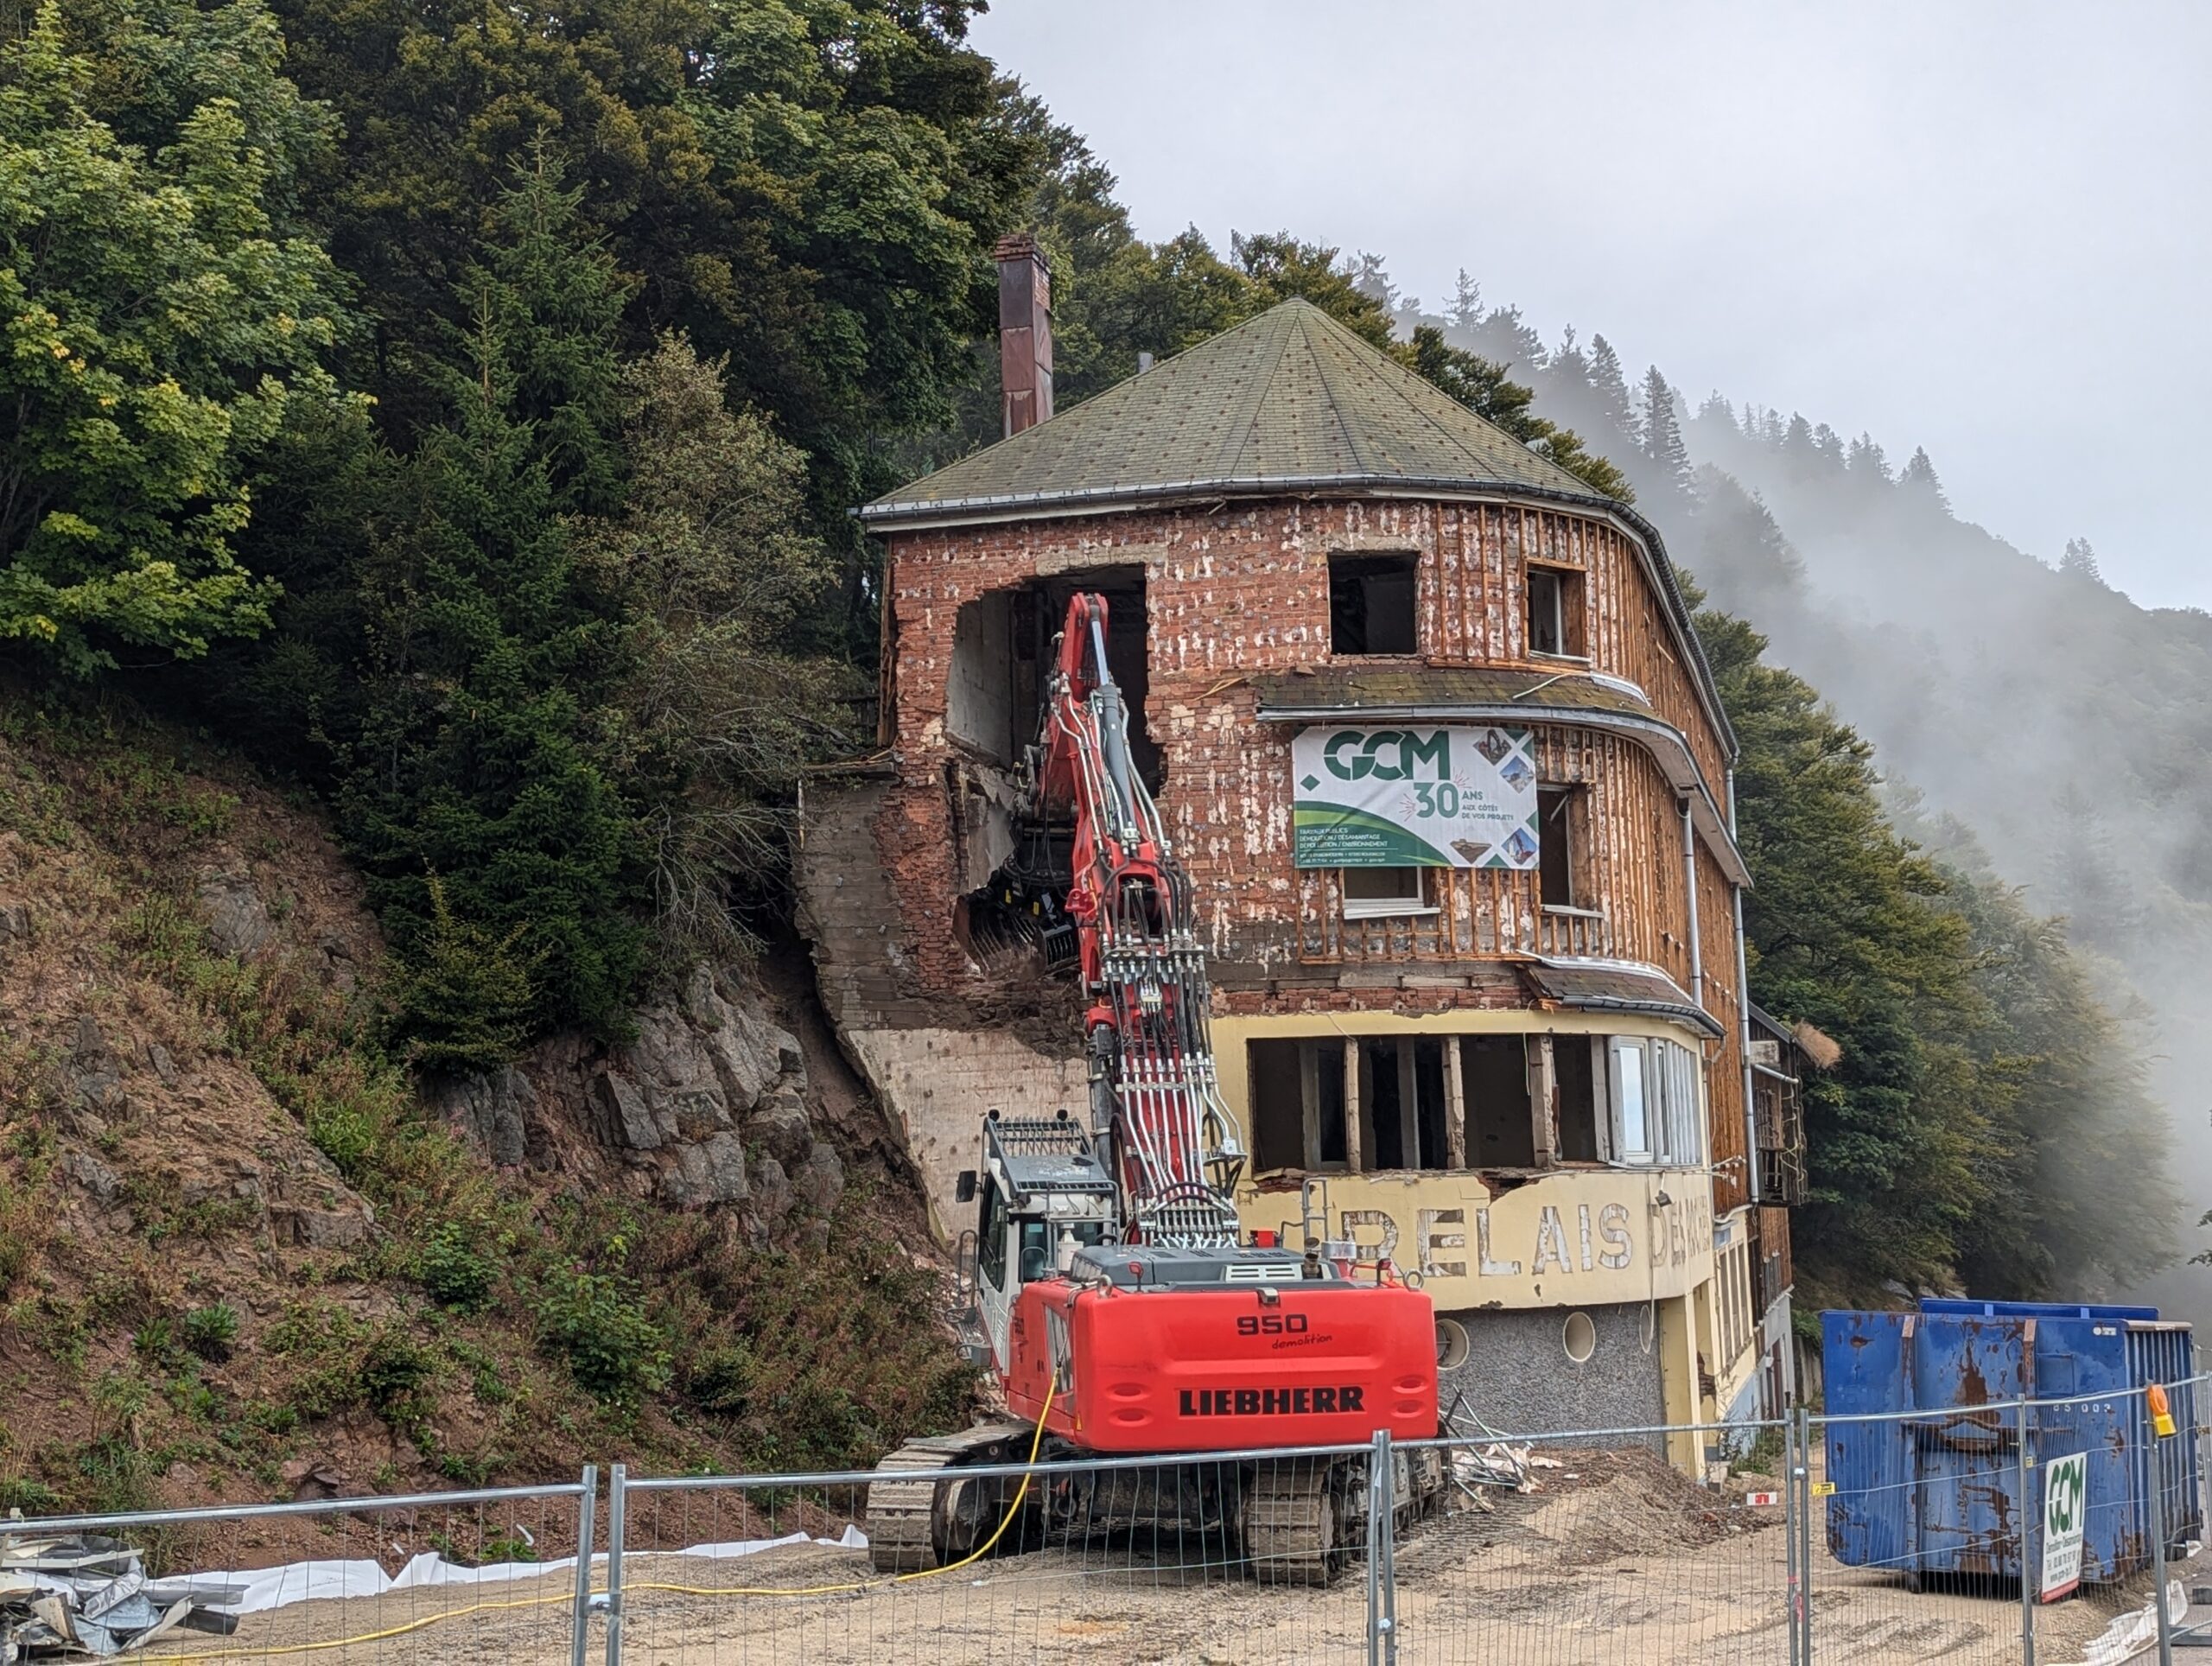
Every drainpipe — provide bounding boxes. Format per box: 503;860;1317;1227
1728;766;1759;1210
1681;800;1702;1012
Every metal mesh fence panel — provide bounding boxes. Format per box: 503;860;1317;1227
3;1478;594;1664
1808;1375;2212;1666
1389;1421;1790;1665
1808;1402;2036;1666
610;1444;1380;1665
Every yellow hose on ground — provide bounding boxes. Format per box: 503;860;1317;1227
139;1380;1061;1658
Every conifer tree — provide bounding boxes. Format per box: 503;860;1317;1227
1638;365;1691;492
1846;432;1891;481
343;149;645;1058
1898;445;1950;512
1588;335;1636;439
1446;268;1482;332
2060;537;2104;583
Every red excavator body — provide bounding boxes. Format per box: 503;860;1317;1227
1005;1275;1440;1453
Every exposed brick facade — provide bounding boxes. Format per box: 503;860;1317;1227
799;486;1768;1237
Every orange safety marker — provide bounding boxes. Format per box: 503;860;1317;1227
2148;1381;2178;1439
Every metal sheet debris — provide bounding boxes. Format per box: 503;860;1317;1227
0;1533;204;1658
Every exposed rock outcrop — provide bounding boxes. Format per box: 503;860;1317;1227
431;961;843;1243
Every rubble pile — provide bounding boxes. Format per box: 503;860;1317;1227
0;1530;242;1658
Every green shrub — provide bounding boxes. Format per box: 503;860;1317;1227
0;1475;60;1514
132;1317;181;1369
419;1221;498;1311
533;1264;668;1403
182;1304;239;1363
358;1327;435;1420
683;1339;753;1415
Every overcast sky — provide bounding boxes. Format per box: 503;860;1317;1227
970;1;2212;612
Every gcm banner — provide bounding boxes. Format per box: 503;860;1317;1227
1292;725;1540;868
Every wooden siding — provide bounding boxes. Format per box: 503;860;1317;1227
1295;727;1693;989
1424;504;1726;793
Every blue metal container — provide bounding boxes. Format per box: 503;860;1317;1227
1822;1300;2197;1584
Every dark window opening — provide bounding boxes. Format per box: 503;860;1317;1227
1526;565;1586;658
1462;1035;1535;1167
1247;1039;1349;1171
1313;1041;1348;1165
1249;1038;1305;1172
1537;786;1581;908
1414;1040;1450;1168
1361;1040;1406;1171
1330;554;1418;656
1555;1037;1602;1162
1357;1037;1453;1173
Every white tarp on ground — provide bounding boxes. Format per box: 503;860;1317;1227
138;1525;869;1618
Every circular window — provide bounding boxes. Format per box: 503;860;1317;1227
1562;1310;1599;1365
1435;1317;1471;1371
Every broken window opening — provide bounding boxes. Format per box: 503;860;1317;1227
1249;1029;1700;1177
950;565;1159;979
946;567;1159;789
1526;564;1587;659
1462;1034;1535;1167
1536;785;1587;911
1248;1038;1348;1172
1342;865;1437;919
1554;1036;1603;1163
1329;553;1419;656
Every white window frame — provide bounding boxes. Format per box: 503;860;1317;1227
1607;1037;1652;1164
1340;865;1440;919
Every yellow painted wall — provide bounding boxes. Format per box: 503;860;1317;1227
1216;1009;1720;1313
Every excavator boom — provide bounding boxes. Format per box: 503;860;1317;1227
1035;595;1243;1246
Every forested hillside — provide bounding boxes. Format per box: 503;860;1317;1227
1379;280;2186;1307
0;0;2184;1515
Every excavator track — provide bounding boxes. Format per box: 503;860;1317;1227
864;1421;1031;1574
1243;1458;1350;1587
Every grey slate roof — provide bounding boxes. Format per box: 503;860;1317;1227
861;299;1609;525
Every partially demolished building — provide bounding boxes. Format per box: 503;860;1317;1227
798;237;1802;1466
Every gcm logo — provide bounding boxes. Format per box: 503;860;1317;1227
2047;1456;2084;1534
1321;729;1451;783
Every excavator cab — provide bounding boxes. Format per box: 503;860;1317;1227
960;1111;1120;1373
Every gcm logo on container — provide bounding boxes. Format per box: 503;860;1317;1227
1321;729;1450;782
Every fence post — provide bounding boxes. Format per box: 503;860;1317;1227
603;1463;626;1666
1784;1413;1802;1666
2152;1393;2175;1666
1796;1406;1815;1666
570;1465;599;1666
1367;1429;1395;1666
2017;1399;2035;1666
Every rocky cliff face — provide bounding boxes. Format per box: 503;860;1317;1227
429;962;848;1250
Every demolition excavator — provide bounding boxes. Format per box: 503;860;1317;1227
865;595;1442;1584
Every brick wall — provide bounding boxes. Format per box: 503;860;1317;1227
874;496;1738;1011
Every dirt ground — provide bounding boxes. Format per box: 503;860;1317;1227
135;1447;2191;1665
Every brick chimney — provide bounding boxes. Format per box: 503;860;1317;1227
993;233;1052;438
